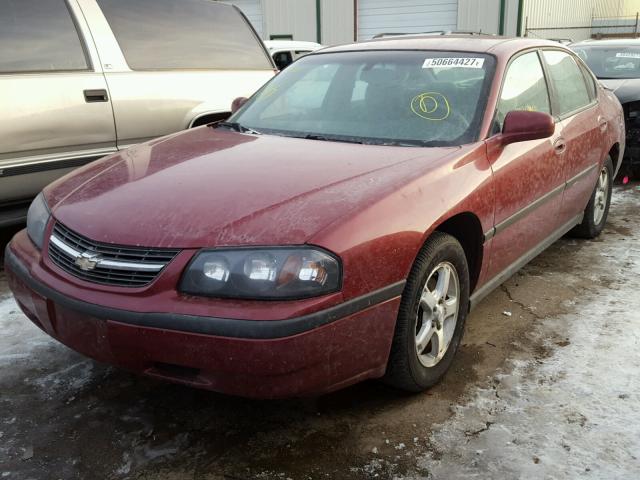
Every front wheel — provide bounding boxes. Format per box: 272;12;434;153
570;156;613;239
384;232;470;392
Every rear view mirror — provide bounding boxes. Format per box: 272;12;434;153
500;110;555;145
231;97;249;114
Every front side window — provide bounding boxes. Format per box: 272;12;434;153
231;51;496;146
97;0;272;70
0;0;88;73
573;45;640;80
543;50;592;116
494;51;551;132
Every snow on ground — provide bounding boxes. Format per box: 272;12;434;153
0;293;48;359
0;293;57;383
0;293;96;399
1;187;639;479
405;188;640;479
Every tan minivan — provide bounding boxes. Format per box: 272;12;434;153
0;0;275;225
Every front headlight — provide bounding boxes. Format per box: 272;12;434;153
26;192;51;250
179;247;341;299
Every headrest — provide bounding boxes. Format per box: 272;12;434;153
359;67;398;85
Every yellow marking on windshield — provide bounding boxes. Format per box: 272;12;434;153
410;92;451;121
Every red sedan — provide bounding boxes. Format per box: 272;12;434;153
6;36;624;398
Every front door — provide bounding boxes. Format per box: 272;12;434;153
485;50;567;280
0;0;116;205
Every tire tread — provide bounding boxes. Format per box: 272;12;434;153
384;232;469;392
570;156;613;239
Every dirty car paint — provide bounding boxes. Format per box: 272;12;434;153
5;37;625;398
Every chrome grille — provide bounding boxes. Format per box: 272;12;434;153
48;223;180;287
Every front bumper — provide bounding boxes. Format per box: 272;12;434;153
5;232;402;398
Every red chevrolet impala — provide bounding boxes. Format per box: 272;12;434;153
6;36;624;398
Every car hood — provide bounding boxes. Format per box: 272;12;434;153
600;78;640;104
45;127;461;249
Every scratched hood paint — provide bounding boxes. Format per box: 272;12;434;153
45;127;459;248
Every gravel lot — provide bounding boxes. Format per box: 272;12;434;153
1;184;639;480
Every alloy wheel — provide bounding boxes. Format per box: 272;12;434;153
593;166;609;225
415;261;460;368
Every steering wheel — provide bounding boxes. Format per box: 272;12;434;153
425;108;470;142
447;108;470;132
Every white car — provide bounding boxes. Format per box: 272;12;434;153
0;0;275;226
264;40;323;70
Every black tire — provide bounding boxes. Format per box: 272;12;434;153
570;156;613;239
384;232;470;392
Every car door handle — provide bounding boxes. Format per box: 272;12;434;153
553;138;567;155
84;89;109;103
599;120;608;132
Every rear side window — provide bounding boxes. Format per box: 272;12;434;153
0;0;89;73
578;62;597;100
494;51;551;132
542;50;592;116
97;0;272;70
273;51;293;70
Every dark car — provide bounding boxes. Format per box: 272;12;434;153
6;36;624;399
572;39;640;177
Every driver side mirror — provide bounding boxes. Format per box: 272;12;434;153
231;97;249;114
499;110;555;145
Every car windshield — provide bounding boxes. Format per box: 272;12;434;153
229;50;496;146
573;45;640;79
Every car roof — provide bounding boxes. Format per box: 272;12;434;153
571;38;640;47
264;40;324;52
320;35;564;57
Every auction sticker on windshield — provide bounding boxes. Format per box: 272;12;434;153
423;57;485;69
616;52;640;59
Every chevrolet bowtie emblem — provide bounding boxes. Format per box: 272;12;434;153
74;251;101;271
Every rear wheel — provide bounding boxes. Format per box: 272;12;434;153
571;156;613;239
384;232;470;392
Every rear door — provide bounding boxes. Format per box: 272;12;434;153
80;0;275;149
541;49;604;224
0;0;116;205
485;50;566;280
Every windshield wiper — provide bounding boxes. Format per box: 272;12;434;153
301;134;446;147
378;139;449;147
216;122;262;135
303;134;363;144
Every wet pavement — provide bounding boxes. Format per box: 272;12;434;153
1;184;639;480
